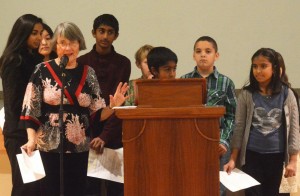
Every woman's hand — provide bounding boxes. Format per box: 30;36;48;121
109;82;129;108
100;82;128;121
21;128;37;156
21;139;36;156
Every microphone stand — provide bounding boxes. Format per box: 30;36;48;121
59;64;66;196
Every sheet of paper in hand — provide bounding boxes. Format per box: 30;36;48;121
87;148;124;183
16;148;45;183
220;168;260;192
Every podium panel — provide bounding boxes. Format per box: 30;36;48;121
116;107;225;196
134;79;207;107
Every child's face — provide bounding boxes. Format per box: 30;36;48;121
138;57;153;79
152;61;177;79
39;30;52;58
252;55;273;87
193;41;219;72
92;25;118;49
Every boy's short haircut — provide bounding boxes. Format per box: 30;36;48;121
147;47;177;71
93;14;119;34
194;36;218;52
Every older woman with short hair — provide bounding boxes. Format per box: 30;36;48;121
21;22;128;196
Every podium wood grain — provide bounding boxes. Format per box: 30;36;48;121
116;107;225;196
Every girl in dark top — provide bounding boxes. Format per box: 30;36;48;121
0;14;43;196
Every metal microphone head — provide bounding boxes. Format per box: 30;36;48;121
59;55;69;69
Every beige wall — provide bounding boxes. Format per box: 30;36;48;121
0;0;299;90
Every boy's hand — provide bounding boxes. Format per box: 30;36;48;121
218;144;227;156
90;137;105;154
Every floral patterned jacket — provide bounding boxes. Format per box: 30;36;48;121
20;60;106;153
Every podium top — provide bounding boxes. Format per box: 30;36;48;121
134;78;207;108
115;106;225;119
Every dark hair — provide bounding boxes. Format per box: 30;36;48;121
42;23;57;59
0;14;43;76
93;14;119;34
43;23;54;38
147;47;177;73
243;48;282;95
194;36;218;52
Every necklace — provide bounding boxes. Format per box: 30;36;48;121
264;95;272;99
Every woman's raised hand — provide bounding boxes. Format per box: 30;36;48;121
109;82;129;108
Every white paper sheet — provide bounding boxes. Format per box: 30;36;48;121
87;148;124;183
16;148;45;183
220;168;260;192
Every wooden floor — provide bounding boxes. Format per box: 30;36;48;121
0;132;12;196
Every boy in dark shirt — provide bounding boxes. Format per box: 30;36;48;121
77;14;131;196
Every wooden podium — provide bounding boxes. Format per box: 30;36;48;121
115;79;225;196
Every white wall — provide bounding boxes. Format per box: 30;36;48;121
1;0;299;89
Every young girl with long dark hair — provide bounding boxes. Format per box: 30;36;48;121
224;48;300;196
0;14;43;196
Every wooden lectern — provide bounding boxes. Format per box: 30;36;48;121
115;79;225;196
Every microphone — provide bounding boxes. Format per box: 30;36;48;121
59;55;69;69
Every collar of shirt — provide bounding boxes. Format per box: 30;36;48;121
91;44;117;58
192;66;219;79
